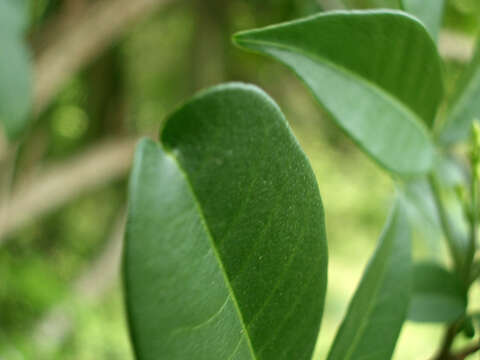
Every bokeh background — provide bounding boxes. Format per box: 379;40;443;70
0;0;480;359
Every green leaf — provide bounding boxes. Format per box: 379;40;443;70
440;38;480;145
408;262;466;323
399;155;467;257
327;201;412;360
233;10;441;176
471;313;480;330
400;179;442;249
0;0;32;140
453;0;480;15
401;0;445;41
123;83;328;360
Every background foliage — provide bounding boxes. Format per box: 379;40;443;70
1;0;480;359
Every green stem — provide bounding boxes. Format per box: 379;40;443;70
464;172;477;284
452;341;480;359
428;174;463;273
432;322;460;360
469;262;480;284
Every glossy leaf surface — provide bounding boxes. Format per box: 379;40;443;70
401;0;445;41
327;202;412;360
234;10;441;176
408;262;466;323
440;39;480;145
123;83;328;360
0;0;32;140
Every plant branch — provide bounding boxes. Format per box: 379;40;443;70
438;31;475;64
0;138;135;244
428;174;463;272
0;129;7;159
0;145;18;236
452;342;480;359
0;0;176;163
432;322;461;360
470;261;480;284
465;125;480;283
464;170;478;284
33;0;177;115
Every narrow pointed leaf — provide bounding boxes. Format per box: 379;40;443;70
0;0;32;140
327;202;412;360
440;38;480;145
408;262;466;323
233;10;442;176
123;83;328;360
401;0;445;41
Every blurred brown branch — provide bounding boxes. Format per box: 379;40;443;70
0;138;135;243
0;0;175;162
34;0;176;115
32;210;126;353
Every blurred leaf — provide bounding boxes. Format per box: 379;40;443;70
434;153;466;188
470;260;480;283
462;315;475;338
400;154;467;257
0;0;32;140
401;0;445;41
293;0;323;16
440;38;480;145
453;0;480;15
234;11;441;176
327;202;412;360
408;262;466;323
124;83;328;360
343;0;401;9
472;313;480;329
401;179;442;247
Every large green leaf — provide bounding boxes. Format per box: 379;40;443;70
401;0;445;41
408;262;466;323
0;0;32;140
440;38;480;145
327;202;412;360
233;10;442;176
123;83;328;360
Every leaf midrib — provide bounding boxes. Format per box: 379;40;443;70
164;148;258;360
331;225;395;360
234;37;432;142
